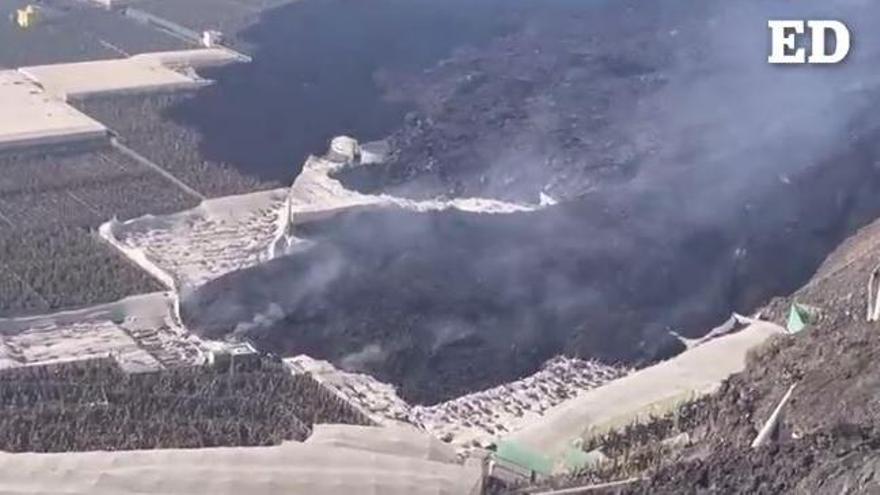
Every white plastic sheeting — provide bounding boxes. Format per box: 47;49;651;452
508;321;786;457
0;426;482;495
19;49;248;100
306;424;459;464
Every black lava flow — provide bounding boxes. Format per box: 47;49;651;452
165;0;530;184
182;0;880;405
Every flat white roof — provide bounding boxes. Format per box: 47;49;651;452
20;59;202;100
19;49;249;100
0;71;106;151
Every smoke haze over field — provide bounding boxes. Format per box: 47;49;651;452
183;0;880;403
630;0;880;207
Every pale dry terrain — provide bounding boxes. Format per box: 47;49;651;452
288;354;627;453
102;188;287;288
0;292;204;372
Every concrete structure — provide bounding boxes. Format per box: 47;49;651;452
19;49;248;100
506;320;786;461
0;71;106;151
329;135;361;162
0;426;483;494
15;5;38;28
206;341;261;369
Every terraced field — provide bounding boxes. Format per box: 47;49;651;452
0;144;199;315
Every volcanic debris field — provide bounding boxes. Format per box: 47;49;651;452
183;0;880;407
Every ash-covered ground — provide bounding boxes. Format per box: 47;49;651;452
0;143;196;316
184;0;880;405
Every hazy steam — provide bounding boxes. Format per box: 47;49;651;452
183;0;880;402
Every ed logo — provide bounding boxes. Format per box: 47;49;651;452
768;20;851;64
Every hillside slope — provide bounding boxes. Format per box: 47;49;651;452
523;216;880;493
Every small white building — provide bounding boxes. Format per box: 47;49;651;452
202;30;223;48
329;135;361;163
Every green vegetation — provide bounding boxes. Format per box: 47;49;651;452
0;357;372;452
0;145;200;316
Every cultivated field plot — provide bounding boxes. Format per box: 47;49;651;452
105;188;286;288
0;145;199;315
0;70;106;152
0;357;371;452
108;151;531;292
0;320;162;372
0;227;163;315
74;93;277;198
288;355;629;452
0;0;188;68
0;144;198;225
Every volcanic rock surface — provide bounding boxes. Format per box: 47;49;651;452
516;209;880;493
183;0;880;405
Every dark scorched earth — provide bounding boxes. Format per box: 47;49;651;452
184;0;880;409
513;215;880;494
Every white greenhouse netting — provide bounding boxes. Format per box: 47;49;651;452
0;426;482;495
